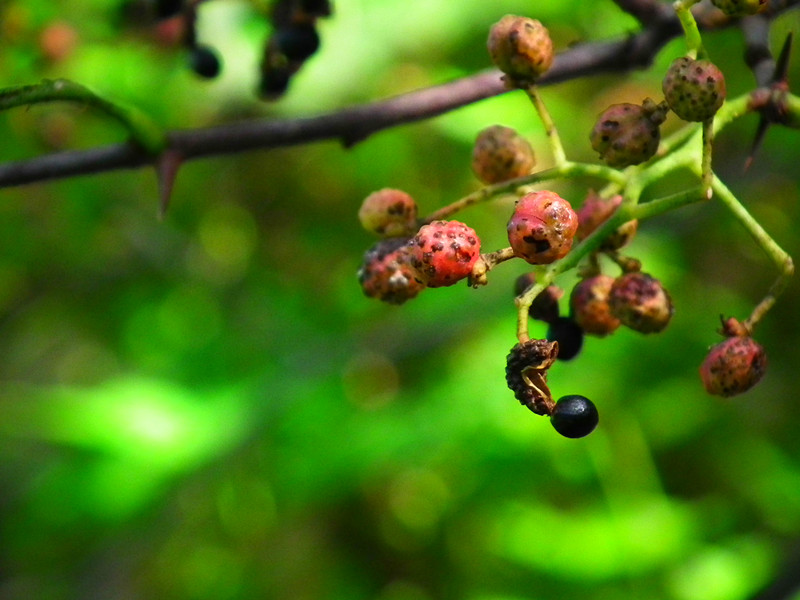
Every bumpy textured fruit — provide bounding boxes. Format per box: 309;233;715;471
576;191;638;250
408;220;481;288
663;57;726;122
487;15;553;83
551;395;599;438
358;189;418;238
711;0;765;16
570;274;621;337
505;338;559;415
472;125;535;184
508;191;579;264
700;335;767;397
358;238;425;304
609;272;673;333
590;98;668;168
546;316;584;360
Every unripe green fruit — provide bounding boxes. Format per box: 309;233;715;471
487;15;553;83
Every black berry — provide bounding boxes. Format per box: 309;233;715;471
546;316;584;360
155;0;183;19
550;395;599;438
274;24;320;61
189;45;221;79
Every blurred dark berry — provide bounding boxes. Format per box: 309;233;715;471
274;23;320;61
189;45;221;78
155;0;183;19
546;316;584;360
551;395;599;438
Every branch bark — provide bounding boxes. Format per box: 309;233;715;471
0;1;796;189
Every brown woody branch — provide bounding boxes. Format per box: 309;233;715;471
0;1;795;189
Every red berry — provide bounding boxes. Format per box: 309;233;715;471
408;220;481;288
487;15;553;83
663;57;726;122
507;191;579;264
358;188;418;238
358;238;425;305
576;191;638;251
472;125;535;184
700;335;767;397
570;274;621;337
608;272;673;333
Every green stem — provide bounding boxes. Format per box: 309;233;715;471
525;84;567;167
673;0;705;58
701;118;714;199
423;161;625;223
0;79;166;154
712;176;794;330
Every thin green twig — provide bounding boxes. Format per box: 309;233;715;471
0;79;166;154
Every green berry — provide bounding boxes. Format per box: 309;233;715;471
472;125;535;184
663;57;726;122
590;98;667;168
487;15;553;83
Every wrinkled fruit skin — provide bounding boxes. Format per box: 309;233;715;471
570;274;621;337
408;220;481;288
700;336;767;397
487;15;553;83
590;99;667;168
550;395;599;438
508;191;579;264
711;0;765;16
609;272;673;333
505;339;559;415
663;57;726;122
576;191;638;250
358;238;425;305
358;188;418;238
472;125;535;184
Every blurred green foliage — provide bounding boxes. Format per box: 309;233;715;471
1;1;800;599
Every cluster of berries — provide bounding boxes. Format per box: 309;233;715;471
151;0;330;92
357;189;482;304
356;9;773;438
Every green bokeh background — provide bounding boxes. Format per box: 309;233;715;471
1;1;800;599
